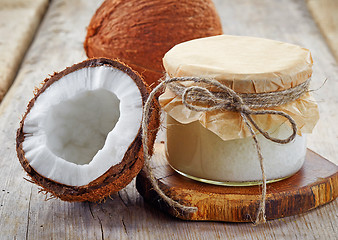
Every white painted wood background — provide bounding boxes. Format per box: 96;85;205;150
0;0;337;239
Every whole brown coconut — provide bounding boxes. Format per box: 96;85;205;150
16;58;159;202
84;0;223;88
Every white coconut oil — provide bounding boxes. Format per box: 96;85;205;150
165;115;306;185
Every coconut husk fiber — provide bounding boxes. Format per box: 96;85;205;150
84;0;223;88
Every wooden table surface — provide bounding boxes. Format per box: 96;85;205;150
0;0;337;239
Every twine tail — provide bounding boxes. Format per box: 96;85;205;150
242;113;267;225
142;80;198;215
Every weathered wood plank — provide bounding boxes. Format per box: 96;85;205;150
307;0;338;62
0;0;104;239
0;0;336;239
0;0;48;102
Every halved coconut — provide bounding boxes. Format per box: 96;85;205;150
16;58;159;202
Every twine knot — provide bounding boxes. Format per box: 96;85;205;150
182;85;249;113
142;76;309;225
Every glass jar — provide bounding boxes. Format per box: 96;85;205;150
160;35;319;186
166;115;307;186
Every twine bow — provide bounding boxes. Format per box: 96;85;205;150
142;76;308;224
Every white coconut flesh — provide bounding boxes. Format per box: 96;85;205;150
22;66;143;187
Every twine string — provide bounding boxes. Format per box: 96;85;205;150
142;76;309;224
142;79;198;214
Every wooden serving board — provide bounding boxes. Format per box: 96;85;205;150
136;144;338;222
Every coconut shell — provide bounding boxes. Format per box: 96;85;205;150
16;58;160;202
84;0;223;88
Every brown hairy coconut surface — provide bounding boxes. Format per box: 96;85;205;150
84;0;223;88
16;58;159;202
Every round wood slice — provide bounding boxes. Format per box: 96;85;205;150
136;143;338;222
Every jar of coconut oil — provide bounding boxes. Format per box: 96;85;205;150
159;35;319;186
